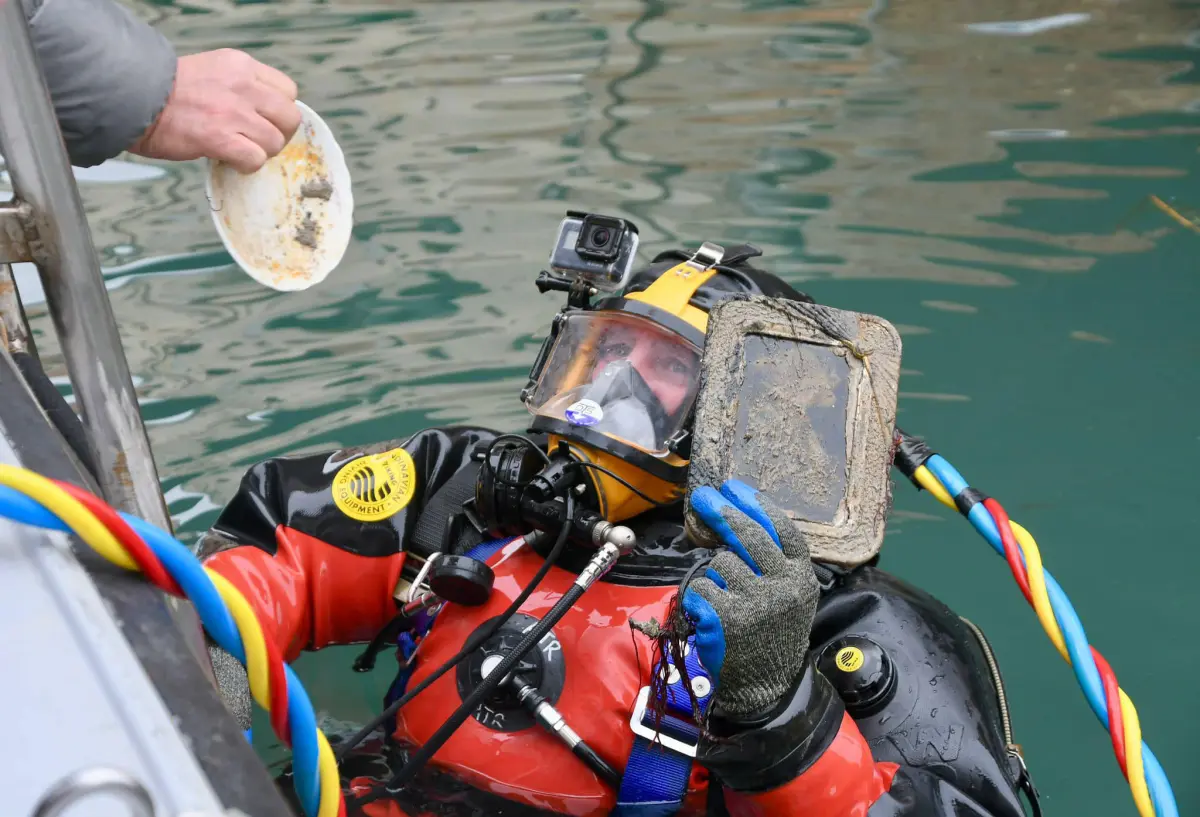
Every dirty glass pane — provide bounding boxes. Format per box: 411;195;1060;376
729;333;850;524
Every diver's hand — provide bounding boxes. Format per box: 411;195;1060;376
128;49;302;174
682;480;819;718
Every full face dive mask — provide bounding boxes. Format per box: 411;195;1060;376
520;239;808;523
524;310;701;458
522;308;703;521
564;360;671;454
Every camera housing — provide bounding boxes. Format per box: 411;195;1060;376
547;211;640;292
685;295;903;568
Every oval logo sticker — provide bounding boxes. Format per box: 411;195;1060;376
565;398;603;427
332;448;417;522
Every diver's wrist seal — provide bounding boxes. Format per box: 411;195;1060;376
698;654;845;794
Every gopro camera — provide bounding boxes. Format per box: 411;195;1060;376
548;211;640;292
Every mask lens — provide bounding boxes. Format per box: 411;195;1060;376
524;312;700;455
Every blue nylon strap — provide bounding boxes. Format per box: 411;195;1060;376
614;636;713;816
464;535;518;563
666;644;711;717
616;740;694;817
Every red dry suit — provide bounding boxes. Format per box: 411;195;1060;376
198;426;1036;817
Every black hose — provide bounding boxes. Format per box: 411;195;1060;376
365;580;589;799
334;494;575;765
12;350;101;482
510;671;621;787
568;730;621;788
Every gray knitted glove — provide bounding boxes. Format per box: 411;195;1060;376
209;642;252;731
682;479;820;717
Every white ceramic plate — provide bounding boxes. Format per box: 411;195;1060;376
205;100;354;291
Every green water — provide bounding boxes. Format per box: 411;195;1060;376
24;0;1200;812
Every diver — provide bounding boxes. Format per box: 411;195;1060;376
197;215;1041;817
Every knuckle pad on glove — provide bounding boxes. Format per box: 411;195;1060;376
720;480;783;539
727;482;810;562
718;504;787;576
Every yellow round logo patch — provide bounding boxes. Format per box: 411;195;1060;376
835;646;864;673
332;448;417;522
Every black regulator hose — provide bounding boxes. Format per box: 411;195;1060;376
334;493;576;765
370;580;592;798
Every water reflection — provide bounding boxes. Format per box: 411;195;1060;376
10;0;1193;528
16;0;1197;524
16;0;1196;808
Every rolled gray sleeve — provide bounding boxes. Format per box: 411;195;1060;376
21;0;177;167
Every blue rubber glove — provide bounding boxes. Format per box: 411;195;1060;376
682;479;819;717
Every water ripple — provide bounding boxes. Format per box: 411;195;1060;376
25;0;1193;806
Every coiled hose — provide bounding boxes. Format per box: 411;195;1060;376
894;430;1177;817
0;464;345;817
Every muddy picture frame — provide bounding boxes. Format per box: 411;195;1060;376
684;295;904;567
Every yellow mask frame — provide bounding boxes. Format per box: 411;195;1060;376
530;248;726;522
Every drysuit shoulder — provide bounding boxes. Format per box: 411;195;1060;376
809;566;1031;817
197;426;502;561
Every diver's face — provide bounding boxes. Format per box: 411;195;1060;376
592;324;697;415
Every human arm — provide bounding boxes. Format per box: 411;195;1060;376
684;480;1029;816
197;426;501;662
701;663;1014;817
20;0;301;171
21;0;175;168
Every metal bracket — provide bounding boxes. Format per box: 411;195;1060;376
0;199;35;264
0;262;35;356
393;551;442;605
406;551;441;604
627;686;699;758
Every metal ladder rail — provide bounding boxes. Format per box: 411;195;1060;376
0;0;214;683
0;3;300;814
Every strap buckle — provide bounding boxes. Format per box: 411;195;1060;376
683;242;724;273
628;686;700;758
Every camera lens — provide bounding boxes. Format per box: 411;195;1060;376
572;216;626;265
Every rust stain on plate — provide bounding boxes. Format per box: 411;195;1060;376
207;101;353;292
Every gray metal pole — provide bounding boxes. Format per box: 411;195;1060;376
0;0;215;683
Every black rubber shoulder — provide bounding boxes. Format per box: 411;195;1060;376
203;426;503;559
810;566;1028;817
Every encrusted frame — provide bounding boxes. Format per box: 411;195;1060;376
685;295;903;567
